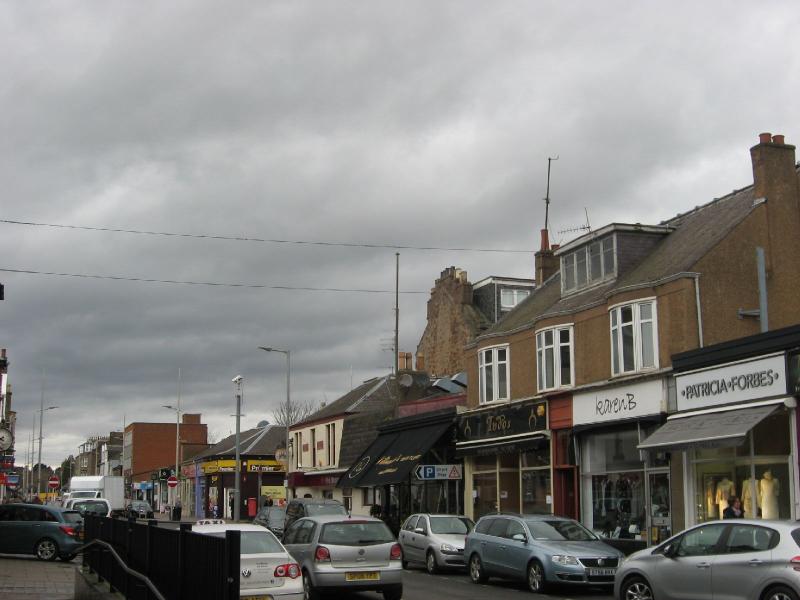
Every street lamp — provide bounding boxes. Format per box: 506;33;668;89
162;368;182;512
258;346;291;504
36;405;58;497
232;375;243;521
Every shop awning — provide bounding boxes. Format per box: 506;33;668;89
455;433;549;458
338;420;453;488
638;404;780;451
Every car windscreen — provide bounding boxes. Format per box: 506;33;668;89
306;504;346;516
71;491;97;498
267;508;286;523
207;531;284;554
320;521;395;546
526;519;598;541
429;516;473;535
72;501;109;516
131;502;152;511
62;511;84;523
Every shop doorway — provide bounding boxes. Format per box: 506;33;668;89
553;468;577;519
646;470;671;545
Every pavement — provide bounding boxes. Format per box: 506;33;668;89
0;554;76;600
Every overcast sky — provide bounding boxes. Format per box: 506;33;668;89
2;1;798;469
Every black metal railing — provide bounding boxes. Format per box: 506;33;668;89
83;516;240;600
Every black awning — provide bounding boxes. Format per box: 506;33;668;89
638;404;780;451
455;433;548;458
338;420;453;488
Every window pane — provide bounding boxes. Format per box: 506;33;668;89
611;328;620;374
537;349;544;390
545;347;554;388
522;470;551;515
589;242;602;280
497;348;507;362
611;310;617;327
603;238;614;274
560;344;571;385
576;249;587;286
498;362;508;399
559;329;570;344
544;330;553;346
677;525;726;557
640;302;652;320
473;473;497;518
500;289;513;307
563;257;575;290
621;305;633;324
641;321;655;368
622;323;635;371
485;365;494;401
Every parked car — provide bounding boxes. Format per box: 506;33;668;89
282;515;403;600
615;519;800;600
283;498;347;533
193;522;303;600
126;500;155;520
398;513;474;573
465;513;624;593
254;505;287;538
0;503;84;561
71;498;112;518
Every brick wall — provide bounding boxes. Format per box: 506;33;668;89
128;422;207;481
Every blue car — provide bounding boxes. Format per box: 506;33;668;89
0;503;84;561
465;513;624;593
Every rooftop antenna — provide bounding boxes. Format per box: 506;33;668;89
558;207;592;236
544;156;559;233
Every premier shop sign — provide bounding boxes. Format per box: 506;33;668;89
676;353;786;411
573;379;665;426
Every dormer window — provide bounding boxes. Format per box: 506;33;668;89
500;288;530;310
561;236;616;294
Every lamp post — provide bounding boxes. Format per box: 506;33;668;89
232;375;243;521
36;405;58;497
258;346;291;504
162;367;182;508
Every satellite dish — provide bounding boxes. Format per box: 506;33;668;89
257;420;270;428
398;373;414;388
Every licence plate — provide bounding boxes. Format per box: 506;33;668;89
588;568;616;576
345;572;380;581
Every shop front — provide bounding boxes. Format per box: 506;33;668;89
201;458;285;518
640;350;799;529
339;409;462;533
573;378;669;547
456;399;550;520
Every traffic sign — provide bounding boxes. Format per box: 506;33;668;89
414;464;463;480
167;475;178;488
48;475;60;489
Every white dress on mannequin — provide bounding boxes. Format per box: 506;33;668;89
741;478;760;519
760;471;780;519
706;480;717;519
716;478;736;515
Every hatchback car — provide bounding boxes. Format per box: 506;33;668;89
615;519;800;600
254;505;287;539
283;499;347;533
126;500;155;520
465;514;624;593
193;522;303;600
282;515;403;600
399;513;474;573
0;503;84;561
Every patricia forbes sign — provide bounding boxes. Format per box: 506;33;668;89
573;379;665;426
676;353;786;411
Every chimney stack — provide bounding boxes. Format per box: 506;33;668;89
535;228;559;286
751;132;796;199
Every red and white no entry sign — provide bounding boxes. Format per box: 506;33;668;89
167;475;178;488
48;476;60;489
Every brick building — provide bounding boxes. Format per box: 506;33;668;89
456;133;800;548
123;414;208;504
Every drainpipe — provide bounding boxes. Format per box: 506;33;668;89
693;275;704;348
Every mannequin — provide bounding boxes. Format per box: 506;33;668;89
706;480;717;520
741;477;760;519
716;478;736;516
760;470;780;519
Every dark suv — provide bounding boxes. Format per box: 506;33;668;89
283;498;347;534
0;503;84;561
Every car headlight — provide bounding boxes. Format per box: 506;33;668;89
441;543;459;553
551;555;579;566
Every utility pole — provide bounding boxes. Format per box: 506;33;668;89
36;372;43;497
232;376;243;521
394;253;399;376
175;368;181;505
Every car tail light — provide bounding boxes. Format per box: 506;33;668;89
274;563;301;579
315;546;331;562
791;556;800;571
59;526;76;537
390;543;402;561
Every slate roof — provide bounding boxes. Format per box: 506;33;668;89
477;181;764;340
292;377;393;426
337;408;397;470
194;424;287;460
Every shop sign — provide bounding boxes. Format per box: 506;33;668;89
788;350;800;396
676;353;786;411
414;464;462;480
457;400;547;443
248;459;283;472
573;379;665;426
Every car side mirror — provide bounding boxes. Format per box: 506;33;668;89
512;533;527;543
661;543;676;558
414;527;425;535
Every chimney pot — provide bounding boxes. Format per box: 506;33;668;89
551;243;560;251
773;134;785;145
759;132;772;144
540;228;550;252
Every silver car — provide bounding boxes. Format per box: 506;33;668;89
282;515;403;600
615;519;800;600
398;513;474;573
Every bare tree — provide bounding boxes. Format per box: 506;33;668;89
271;399;320;427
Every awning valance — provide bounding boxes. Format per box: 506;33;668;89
337;420;453;488
638;404;780;452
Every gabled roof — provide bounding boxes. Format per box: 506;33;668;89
194;424;287;460
290;376;395;428
476;180;764;340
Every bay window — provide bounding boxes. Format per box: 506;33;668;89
479;345;510;404
536;325;574;391
610;299;658;376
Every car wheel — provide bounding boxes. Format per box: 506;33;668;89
35;538;59;561
302;570;321;600
621;576;654;600
426;550;438;574
469;553;488;584
383;584;403;600
763;586;800;600
526;560;548;594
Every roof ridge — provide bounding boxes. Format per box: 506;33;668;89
661;182;754;226
346;375;389;412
